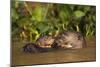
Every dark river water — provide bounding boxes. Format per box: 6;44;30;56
11;37;96;66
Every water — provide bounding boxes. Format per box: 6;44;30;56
11;37;96;66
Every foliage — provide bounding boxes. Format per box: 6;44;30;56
11;1;96;42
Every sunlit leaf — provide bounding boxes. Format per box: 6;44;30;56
74;10;85;18
32;6;46;21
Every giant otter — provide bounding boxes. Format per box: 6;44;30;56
52;31;87;49
23;43;41;53
23;31;87;53
23;43;55;53
36;35;55;48
23;35;55;53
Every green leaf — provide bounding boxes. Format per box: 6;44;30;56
11;9;19;21
17;18;31;28
83;6;90;13
74;10;85;18
92;16;96;22
36;23;50;33
32;6;46;21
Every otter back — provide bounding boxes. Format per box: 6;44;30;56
52;31;87;49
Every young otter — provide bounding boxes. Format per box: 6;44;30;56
23;43;54;53
23;43;40;53
52;31;87;49
36;35;55;48
23;35;55;53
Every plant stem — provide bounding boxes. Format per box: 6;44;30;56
24;2;33;17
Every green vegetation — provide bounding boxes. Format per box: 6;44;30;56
11;1;96;42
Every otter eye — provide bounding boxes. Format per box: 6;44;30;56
65;42;68;45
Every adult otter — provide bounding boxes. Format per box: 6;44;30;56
52;31;87;49
36;35;55;48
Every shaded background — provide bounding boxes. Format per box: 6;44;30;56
11;1;96;42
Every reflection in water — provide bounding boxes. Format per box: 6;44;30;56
12;37;96;66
